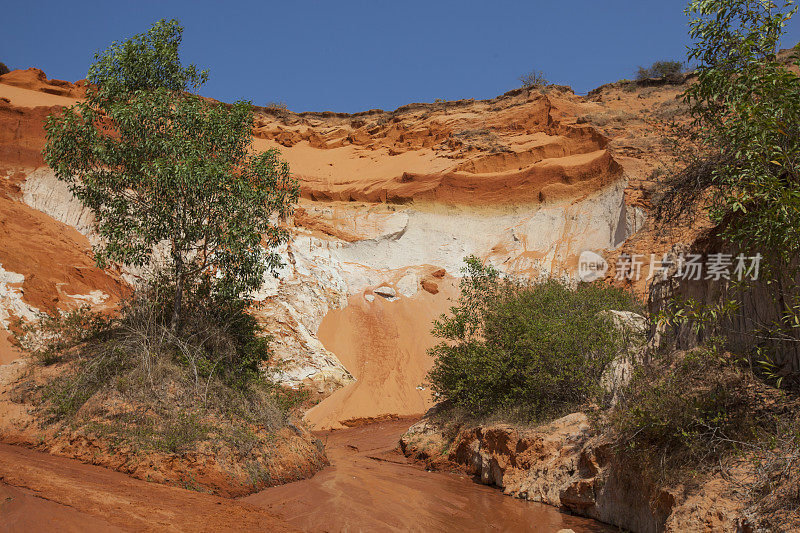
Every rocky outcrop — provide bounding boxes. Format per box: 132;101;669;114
401;410;751;532
20;168;95;238
647;239;800;372
251;235;354;394
373;286;397;298
598;309;648;401
0;68;85;99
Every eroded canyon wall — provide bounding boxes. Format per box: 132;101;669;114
0;67;693;428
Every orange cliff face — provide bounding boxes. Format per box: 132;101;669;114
253;89;621;206
0;70;124;365
0;67;700;428
250;82;699;429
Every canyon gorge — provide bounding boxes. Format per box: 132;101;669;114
0;65;736;532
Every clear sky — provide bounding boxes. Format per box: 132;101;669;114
4;1;800;113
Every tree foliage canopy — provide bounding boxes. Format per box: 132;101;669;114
44;20;299;325
685;0;800;263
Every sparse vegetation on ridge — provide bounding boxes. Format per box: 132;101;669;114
636;60;685;82
0;62;10;76
264;100;289;111
518;69;548;89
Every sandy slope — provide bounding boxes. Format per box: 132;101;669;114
0;83;79;108
304;279;458;430
0;443;295;532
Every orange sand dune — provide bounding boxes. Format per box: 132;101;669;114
304;278;458;430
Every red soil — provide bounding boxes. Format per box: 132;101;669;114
0;443;295;532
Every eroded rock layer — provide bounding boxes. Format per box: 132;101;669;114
0;69;690;430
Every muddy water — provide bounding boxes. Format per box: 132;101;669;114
245;419;610;532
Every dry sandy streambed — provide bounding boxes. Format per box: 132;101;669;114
0;419;612;531
247;418;610;532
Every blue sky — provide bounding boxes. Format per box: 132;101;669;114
4;1;800;113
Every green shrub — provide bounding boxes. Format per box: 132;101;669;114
126;273;274;388
0;62;10;76
13;277;295;452
636;60;684;81
608;343;791;479
427;256;643;421
14;306;110;366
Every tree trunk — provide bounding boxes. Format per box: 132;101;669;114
171;256;183;332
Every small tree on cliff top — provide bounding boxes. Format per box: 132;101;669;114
44;19;299;328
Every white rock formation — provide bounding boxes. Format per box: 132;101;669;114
0;264;38;330
21;168;95;238
10;165;643;397
373;286;397;298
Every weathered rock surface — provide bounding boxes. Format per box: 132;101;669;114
373;286;397;298
401;410;751;532
598;310;648;401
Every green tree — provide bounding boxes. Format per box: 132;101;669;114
684;0;800;263
44;20;299;328
674;0;800;373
